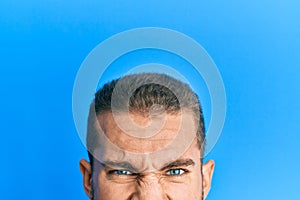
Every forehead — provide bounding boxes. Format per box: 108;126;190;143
92;111;200;171
98;111;196;152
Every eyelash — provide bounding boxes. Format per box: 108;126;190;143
108;170;133;176
166;168;188;176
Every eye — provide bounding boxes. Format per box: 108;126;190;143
110;170;133;175
166;169;186;176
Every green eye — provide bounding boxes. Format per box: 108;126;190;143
166;169;186;176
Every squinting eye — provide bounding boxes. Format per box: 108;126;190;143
166;169;186;176
111;170;133;175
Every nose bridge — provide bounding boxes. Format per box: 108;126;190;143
133;174;166;200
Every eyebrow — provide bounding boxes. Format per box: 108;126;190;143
160;159;195;171
100;161;138;172
100;158;195;173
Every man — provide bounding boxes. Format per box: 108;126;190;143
80;73;215;200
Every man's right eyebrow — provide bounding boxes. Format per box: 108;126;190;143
100;161;138;172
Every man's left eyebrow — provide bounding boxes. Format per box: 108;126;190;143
160;159;195;171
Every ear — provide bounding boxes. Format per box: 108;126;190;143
202;160;215;199
79;159;93;199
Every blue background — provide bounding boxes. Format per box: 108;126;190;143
1;1;299;199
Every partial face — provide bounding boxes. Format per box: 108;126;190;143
80;112;214;200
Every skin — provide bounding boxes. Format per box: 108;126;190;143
80;111;215;200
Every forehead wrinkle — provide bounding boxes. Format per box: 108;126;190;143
96;111;197;154
100;116;181;145
101;115;183;142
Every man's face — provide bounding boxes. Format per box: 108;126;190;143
80;112;214;200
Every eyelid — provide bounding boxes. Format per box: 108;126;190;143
165;168;189;176
108;169;134;175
